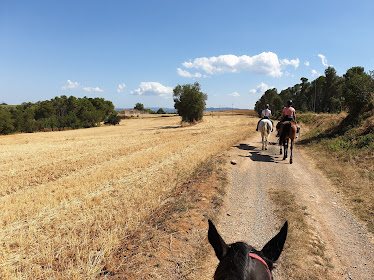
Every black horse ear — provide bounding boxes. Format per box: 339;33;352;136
261;221;288;262
208;220;229;260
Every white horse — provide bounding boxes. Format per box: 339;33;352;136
258;119;273;150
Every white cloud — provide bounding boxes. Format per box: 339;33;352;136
318;54;329;67
181;52;298;78
280;58;300;68
177;68;203;78
62;80;104;92
62;80;80;90
249;82;270;94
229;92;240;97
304;61;310;67
311;69;318;76
131;82;173;97
117;83;126;93
83;86;104;93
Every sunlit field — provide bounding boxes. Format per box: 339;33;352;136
0;115;256;279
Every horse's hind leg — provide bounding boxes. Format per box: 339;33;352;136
290;140;293;164
265;136;268;150
283;140;288;160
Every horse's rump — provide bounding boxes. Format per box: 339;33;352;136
259;119;272;136
279;122;290;145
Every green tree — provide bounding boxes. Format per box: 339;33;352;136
254;88;283;118
157;108;166;114
134;103;144;111
0;108;14;134
323;67;343;113
144;108;155;114
173;82;207;123
343;67;374;114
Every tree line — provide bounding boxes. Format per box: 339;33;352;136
0;95;118;135
0;82;208;135
254;66;374;119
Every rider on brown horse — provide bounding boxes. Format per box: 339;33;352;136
276;100;299;137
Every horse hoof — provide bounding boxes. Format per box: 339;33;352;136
265;148;268;150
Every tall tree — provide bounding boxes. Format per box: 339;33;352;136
173;82;207;123
134;103;145;111
343;67;374;114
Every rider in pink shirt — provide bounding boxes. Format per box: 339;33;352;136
281;106;296;122
276;100;298;136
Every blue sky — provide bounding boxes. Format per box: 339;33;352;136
1;0;373;109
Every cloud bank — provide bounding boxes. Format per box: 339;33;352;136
318;54;329;67
117;83;126;93
62;80;103;92
83;87;104;93
61;80;80;90
177;68;202;78
131;82;173;97
180;52;299;78
229;92;240;97
249;82;271;94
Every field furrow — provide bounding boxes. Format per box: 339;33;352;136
0;115;256;279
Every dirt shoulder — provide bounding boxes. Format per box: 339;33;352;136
198;133;373;279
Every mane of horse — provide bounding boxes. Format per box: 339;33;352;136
213;242;251;280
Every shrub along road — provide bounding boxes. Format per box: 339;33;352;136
199;133;373;280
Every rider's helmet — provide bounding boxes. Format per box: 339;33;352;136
287;100;293;106
265;104;269;109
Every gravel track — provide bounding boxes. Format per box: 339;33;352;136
201;133;373;279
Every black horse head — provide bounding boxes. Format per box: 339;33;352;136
208;220;288;280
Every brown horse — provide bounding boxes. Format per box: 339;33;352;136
278;121;297;164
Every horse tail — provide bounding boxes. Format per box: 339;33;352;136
267;121;272;134
280;122;291;145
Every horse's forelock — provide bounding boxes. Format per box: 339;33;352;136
214;242;253;280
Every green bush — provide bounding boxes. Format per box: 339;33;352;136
104;112;121;125
173;82;207;123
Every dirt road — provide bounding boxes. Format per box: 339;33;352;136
201;133;373;279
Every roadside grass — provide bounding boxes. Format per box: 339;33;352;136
270;189;335;280
298;112;374;233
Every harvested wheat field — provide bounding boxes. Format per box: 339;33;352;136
0;115;256;279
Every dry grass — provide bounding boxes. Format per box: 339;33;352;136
103;155;229;279
0;115;255;279
270;189;334;280
204;109;257;117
